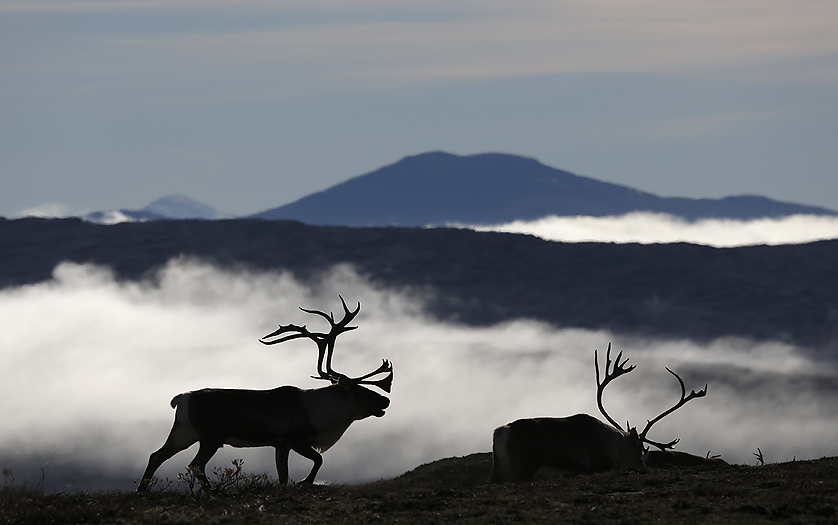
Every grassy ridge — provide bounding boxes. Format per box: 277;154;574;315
3;454;837;524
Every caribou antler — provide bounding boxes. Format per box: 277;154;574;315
260;295;359;379
298;296;360;379
639;367;707;450
259;322;329;374
351;359;394;393
594;343;708;451
595;343;636;432
259;296;393;392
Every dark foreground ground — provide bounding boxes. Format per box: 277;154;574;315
2;454;837;524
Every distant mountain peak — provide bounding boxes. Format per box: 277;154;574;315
252;151;837;226
142;194;226;220
83;195;227;224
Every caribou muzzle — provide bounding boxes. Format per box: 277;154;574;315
374;397;390;417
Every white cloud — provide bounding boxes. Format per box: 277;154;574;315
465;213;838;247
16;203;74;218
0;260;836;490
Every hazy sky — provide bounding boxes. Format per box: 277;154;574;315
1;261;836;490
2;0;837;218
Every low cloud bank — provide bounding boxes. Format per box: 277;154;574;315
1;260;836;490
462;213;838;247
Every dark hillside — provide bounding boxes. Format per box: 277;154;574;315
2;217;837;351
2;455;836;524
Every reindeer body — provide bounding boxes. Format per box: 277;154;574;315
490;344;709;482
491;414;644;482
137;297;393;492
138;379;389;491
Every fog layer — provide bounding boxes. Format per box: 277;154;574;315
1;260;836;490
467;213;838;246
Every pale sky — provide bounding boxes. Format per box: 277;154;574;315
2;0;837;218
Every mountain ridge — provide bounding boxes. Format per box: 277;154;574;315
252;152;836;225
73;153;835;225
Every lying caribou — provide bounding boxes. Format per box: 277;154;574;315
137;297;393;492
491;344;707;482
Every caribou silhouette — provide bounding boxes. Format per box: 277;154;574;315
491;343;708;482
137;297;393;491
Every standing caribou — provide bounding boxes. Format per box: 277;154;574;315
491;343;708;482
137;297;393;492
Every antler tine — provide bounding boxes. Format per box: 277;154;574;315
354;359;394;393
639;367;708;450
355;359;393;380
309;359;394;392
298;296;357;325
595;343;636;432
259;323;317;345
320;297;361;377
298;306;335;324
366;371;394;393
644;437;681;451
337;295;361;328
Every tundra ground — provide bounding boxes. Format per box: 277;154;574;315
2;454;837;524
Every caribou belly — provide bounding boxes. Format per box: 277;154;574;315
225;437;276;448
312;426;349;453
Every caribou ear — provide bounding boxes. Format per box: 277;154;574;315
641;446;650;466
629;428;639;440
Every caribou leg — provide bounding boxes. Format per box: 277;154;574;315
137;422;198;492
188;441;222;491
291;445;324;484
274;445;291;484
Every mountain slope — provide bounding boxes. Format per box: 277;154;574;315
253;152;836;226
